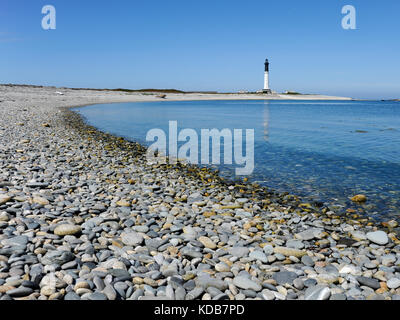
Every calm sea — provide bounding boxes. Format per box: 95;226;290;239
76;100;400;221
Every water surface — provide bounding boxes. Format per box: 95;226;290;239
76;100;400;221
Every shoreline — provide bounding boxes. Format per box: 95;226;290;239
1;83;354;102
73;99;397;223
0;85;399;301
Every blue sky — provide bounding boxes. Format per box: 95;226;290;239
1;0;399;99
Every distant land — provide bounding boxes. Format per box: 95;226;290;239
0;83;218;94
0;83;353;100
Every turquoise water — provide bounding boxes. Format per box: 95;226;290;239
76;100;400;221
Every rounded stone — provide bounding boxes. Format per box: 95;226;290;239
0;195;12;205
89;292;108;300
228;247;249;258
350;194;367;203
233;276;262;291
121;231;143;246
215;262;230;272
301;255;315;267
304;285;331;300
7;286;34;297
41;285;56;296
356;276;380;290
273;246;306;258
366;231;388;245
293;278;305;290
249;250;268;263
198;236;217;249
272;271;298;285
54;224;81;236
33;196;50;206
74;281;90;291
116;199;131;207
261;289;275;300
387;278;400;289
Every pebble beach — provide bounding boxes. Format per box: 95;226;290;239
0;84;399;301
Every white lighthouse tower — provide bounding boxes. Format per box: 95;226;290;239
263;58;272;94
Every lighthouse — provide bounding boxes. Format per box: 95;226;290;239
263;58;272;94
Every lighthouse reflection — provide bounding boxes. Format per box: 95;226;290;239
263;101;270;142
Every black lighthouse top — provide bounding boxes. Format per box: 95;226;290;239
264;59;269;72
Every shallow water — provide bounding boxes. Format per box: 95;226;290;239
76;100;400;221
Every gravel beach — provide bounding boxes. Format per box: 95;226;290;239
0;84;399;301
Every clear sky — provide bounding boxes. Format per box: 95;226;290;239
1;0;399;99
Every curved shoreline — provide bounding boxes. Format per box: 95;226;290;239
0;85;399;301
74;99;399;223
